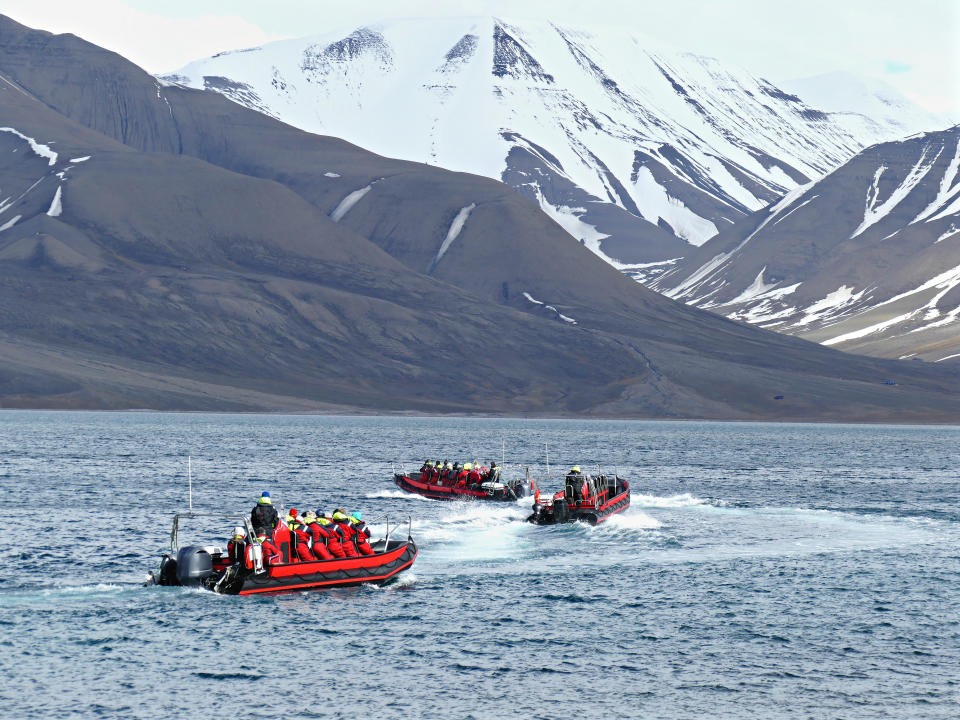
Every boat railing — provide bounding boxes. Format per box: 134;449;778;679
169;511;256;553
377;514;414;550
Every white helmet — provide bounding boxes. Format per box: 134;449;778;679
233;526;245;538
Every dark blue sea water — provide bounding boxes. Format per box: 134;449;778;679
1;411;958;719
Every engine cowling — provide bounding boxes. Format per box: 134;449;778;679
175;546;214;586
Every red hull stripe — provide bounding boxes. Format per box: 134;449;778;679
266;545;409;578
237;556;417;595
394;473;489;500
593;492;631;523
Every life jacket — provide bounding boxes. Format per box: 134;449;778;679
350;519;374;555
333;518;359;556
305;520;325;545
289;522;310;544
316;518;337;534
429;467;441;483
317;518;344;544
467;469;482;484
350;519;372;540
289;523;314;561
337;519;356;541
316;518;346;557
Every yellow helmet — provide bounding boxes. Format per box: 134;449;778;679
464;462;473;470
571;465;581;473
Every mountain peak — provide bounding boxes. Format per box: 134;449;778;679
166;15;952;270
780;71;948;137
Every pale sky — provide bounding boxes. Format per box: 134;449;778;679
4;0;959;115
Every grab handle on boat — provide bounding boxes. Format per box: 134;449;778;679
170;514;180;553
383;514;390;550
407;515;412;542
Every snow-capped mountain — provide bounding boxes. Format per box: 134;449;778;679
4;12;960;420
653;125;960;362
164;17;946;268
781;71;949;143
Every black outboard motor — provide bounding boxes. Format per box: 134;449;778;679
553;498;569;523
156;554;179;586
176;546;215;587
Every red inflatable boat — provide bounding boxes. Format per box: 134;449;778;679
527;475;630;525
393;469;535;502
148;513;417;595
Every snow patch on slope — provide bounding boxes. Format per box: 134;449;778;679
523;291;577;324
0;214;21;232
823;262;960;346
793;286;866;327
46;186;62;217
727;268;777;305
851;147;941;238
664;182;814;301
0;127;58;166
926;192;960;224
538;202;611;257
936;225;958;243
632;166;718;245
726;282;801;323
913;137;960;223
429;202;476;272
330;183;374;222
822;311;918;346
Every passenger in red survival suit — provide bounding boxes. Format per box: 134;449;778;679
349;512;374;556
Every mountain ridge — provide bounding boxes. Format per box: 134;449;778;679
165;16;947;271
1;14;958;421
653;125;960;363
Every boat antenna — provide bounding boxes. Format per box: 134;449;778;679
545;441;550;479
501;437;505;469
188;456;193;514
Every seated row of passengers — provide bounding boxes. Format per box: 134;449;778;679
229;491;375;566
418;459;502;487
